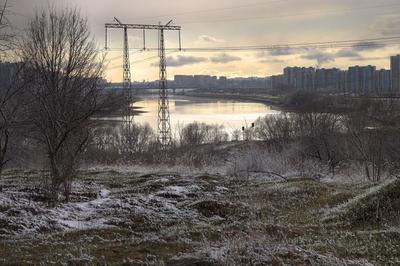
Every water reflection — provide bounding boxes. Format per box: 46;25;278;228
134;95;280;133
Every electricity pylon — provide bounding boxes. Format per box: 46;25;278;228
105;20;181;148
105;18;134;133
158;21;172;147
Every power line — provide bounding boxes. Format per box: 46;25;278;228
107;41;400;55
177;2;400;25
105;49;145;62
105;36;400;69
177;42;400;52
131;0;291;21
106;36;400;53
107;51;179;70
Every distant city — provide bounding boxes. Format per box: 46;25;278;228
110;54;400;96
2;54;400;96
270;54;400;95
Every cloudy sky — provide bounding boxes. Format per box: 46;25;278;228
6;0;400;81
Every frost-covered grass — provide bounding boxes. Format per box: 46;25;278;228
0;169;399;265
323;178;400;227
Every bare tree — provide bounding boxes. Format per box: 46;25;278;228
86;122;156;163
295;112;345;175
344;99;400;182
0;0;14;59
0;0;8;43
0;0;25;176
20;7;112;205
0;63;25;175
255;113;296;149
179;122;228;146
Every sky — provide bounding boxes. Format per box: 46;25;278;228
5;0;400;82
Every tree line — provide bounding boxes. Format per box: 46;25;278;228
254;95;400;182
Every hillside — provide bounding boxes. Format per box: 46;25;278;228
1;167;399;265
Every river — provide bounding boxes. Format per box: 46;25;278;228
133;95;280;134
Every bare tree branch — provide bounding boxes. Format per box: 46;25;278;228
20;6;117;206
0;0;8;25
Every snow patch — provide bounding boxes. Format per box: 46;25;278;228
99;189;111;199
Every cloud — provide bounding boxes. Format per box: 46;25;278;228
210;53;242;64
300;50;334;65
269;47;299;56
371;14;400;36
149;53;241;67
151;55;207;67
259;58;285;64
197;35;225;43
335;49;361;58
352;42;386;51
299;46;373;65
349;56;388;62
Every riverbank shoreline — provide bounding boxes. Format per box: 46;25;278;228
136;91;283;107
174;91;287;111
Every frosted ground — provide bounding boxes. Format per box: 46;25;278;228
0;167;399;265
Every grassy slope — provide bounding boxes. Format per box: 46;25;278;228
0;170;399;265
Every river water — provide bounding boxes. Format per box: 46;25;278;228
133;95;280;134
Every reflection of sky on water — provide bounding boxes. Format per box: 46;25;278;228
134;95;280;133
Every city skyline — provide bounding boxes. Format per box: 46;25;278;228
6;0;400;81
116;54;399;96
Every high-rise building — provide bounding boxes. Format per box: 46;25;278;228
273;57;400;95
298;67;315;91
283;67;300;89
174;75;194;88
218;76;227;89
271;74;284;90
283;67;315;90
374;69;391;95
194;75;215;89
338;70;347;93
315;68;340;91
347;65;376;94
390;55;400;94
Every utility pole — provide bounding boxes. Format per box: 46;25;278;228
105;20;181;148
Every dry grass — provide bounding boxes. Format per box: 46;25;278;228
0;170;399;265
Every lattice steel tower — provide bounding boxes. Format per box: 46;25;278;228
106;17;134;132
158;23;172;147
105;20;181;148
122;22;134;131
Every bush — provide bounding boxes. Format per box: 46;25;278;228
179;122;228;146
255;113;296;147
85;123;156;164
255;112;346;174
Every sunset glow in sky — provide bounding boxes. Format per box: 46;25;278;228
8;0;400;81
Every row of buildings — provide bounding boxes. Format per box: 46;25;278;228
271;55;400;95
174;75;227;89
4;54;399;96
174;75;268;90
172;55;400;95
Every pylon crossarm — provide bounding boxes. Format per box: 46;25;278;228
105;23;181;31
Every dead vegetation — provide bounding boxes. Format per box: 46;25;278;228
1;169;399;265
325;178;400;227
